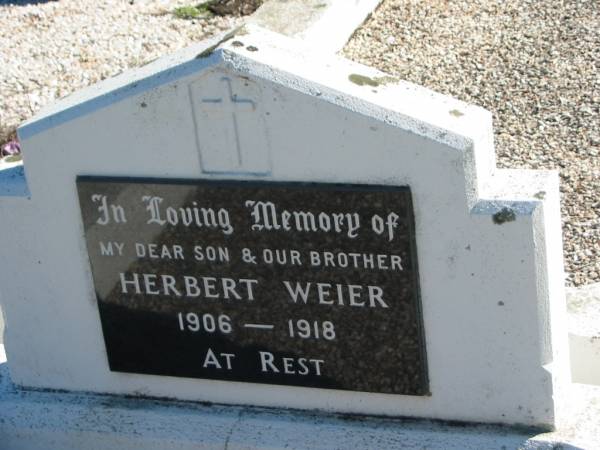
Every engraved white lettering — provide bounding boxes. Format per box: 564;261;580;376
282;281;388;308
371;212;400;241
135;243;184;260
92;194;127;225
259;351;279;373
202;348;234;370
99;241;125;257
141;196;233;235
245;201;360;238
203;348;222;369
308;251;403;271
282;281;311;304
258;351;324;376
119;272;141;294
119;273;258;300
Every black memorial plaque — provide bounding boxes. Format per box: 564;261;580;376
77;177;428;395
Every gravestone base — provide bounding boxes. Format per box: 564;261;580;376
0;347;598;450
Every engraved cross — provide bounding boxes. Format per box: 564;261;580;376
200;77;255;166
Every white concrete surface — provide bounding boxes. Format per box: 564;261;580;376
568;283;600;386
0;24;570;429
0;158;29;197
252;0;384;53
0;348;597;450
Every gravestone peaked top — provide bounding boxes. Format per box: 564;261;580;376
2;26;569;429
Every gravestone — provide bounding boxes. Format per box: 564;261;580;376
0;25;570;433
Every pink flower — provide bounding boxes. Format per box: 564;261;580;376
1;140;20;157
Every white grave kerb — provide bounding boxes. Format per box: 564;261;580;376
1;26;570;429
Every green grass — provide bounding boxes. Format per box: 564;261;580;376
173;3;212;20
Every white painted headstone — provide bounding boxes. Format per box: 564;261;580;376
0;26;570;430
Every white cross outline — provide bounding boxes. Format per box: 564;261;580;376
200;76;256;166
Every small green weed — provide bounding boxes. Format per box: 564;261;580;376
173;3;212;20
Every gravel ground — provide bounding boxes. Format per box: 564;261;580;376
0;0;242;144
344;0;599;287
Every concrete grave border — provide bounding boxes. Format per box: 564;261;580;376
0;355;598;450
